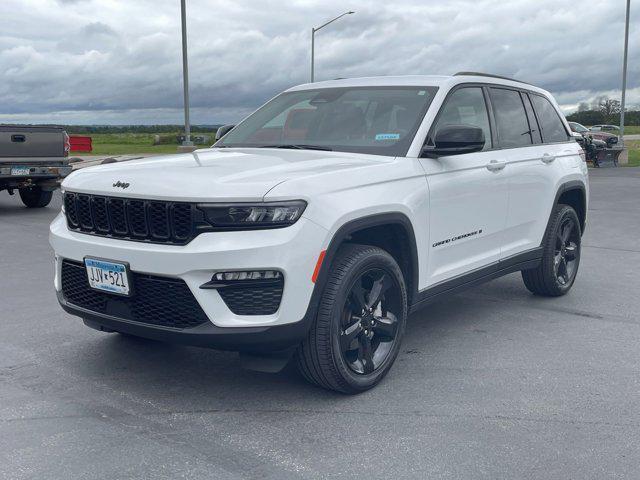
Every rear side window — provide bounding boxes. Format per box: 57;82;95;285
428;87;492;150
522;94;542;143
489;88;532;148
530;94;569;143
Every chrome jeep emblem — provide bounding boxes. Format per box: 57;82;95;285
112;181;130;189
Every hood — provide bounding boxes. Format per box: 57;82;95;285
589;131;617;140
62;148;392;202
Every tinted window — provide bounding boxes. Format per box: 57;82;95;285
217;87;438;156
523;94;542;143
530;94;569;143
428;87;491;150
490;88;532;148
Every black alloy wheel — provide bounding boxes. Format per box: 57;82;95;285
522;204;582;297
339;268;401;375
554;216;580;287
297;244;408;394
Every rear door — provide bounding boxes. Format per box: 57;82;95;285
495;89;572;259
419;86;509;286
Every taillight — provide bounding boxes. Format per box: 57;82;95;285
63;132;70;157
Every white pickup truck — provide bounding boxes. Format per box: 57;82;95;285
1;125;72;207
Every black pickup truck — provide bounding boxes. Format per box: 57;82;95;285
1;125;73;207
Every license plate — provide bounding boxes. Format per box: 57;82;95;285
84;258;131;296
11;166;31;176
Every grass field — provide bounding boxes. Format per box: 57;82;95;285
626;140;640;167
82;133;214;156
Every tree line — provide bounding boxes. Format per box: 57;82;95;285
63;125;221;134
566;97;640;126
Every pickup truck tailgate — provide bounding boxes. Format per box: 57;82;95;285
0;125;66;159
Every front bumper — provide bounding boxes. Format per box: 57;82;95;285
57;291;312;352
50;213;329;347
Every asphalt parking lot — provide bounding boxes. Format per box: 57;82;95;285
1;167;639;479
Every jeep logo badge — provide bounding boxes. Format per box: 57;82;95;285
112;181;130;189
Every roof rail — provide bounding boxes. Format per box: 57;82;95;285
454;71;532;86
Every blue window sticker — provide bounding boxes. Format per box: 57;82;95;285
375;133;401;141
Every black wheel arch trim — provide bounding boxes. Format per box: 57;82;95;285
311;212;420;309
549;180;587;235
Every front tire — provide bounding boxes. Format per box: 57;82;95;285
19;186;53;208
522;204;582;296
296;244;408;394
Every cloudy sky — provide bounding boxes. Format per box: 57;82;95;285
0;0;637;125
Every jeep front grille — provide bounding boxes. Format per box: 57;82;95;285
63;192;195;245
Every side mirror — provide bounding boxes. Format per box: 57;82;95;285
215;124;235;142
423;125;485;157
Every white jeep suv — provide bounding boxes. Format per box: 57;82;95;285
50;73;588;393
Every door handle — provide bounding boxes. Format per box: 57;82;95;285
541;153;555;164
11;134;26;143
486;159;506;172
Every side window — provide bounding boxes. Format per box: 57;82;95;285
522;93;542;143
489;88;532;148
428;87;492;150
530;94;569;143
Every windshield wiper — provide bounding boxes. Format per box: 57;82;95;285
258;144;333;151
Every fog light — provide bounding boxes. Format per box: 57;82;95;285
213;270;282;281
200;270;283;290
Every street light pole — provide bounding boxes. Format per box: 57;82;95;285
310;11;355;83
180;0;192;146
311;27;315;84
620;0;631;144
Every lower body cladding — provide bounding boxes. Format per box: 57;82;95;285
49;213;328;366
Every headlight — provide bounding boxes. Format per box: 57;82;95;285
197;201;306;230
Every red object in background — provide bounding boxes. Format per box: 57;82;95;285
69;135;92;153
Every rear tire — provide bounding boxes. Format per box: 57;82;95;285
19;186;53;208
296;244;408;394
521;204;581;296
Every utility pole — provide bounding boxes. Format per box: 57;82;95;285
620;0;631;144
311;27;315;83
180;0;192;146
310;11;355;82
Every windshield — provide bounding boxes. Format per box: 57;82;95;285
216;86;439;156
569;122;588;133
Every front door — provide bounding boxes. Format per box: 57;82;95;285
419;86;509;287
